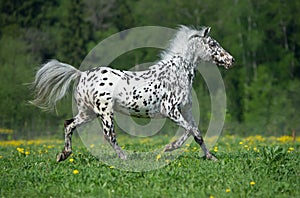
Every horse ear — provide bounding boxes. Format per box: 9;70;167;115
202;27;211;37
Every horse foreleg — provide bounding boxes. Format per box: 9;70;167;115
193;132;217;161
163;132;191;152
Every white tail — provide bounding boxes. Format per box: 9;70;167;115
30;60;81;111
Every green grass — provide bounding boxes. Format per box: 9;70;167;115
0;135;299;197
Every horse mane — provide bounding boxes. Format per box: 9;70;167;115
160;25;207;60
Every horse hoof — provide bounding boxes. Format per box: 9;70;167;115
56;153;65;162
56;151;72;162
163;143;176;152
206;153;218;161
119;153;127;160
211;155;218;162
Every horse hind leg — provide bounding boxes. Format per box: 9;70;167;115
56;111;95;162
97;107;126;160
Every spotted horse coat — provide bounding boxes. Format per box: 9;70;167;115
30;26;235;162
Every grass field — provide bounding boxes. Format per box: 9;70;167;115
0;134;299;197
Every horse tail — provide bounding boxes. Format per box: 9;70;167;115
29;60;82;111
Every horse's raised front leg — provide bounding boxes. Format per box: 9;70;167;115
163;103;193;152
161;103;216;160
163;133;191;152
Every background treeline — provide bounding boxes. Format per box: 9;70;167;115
0;0;299;139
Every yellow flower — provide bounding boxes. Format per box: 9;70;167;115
209;195;214;198
183;148;189;152
253;147;259;152
73;169;79;174
17;147;25;154
226;188;231;193
156;154;161;161
73;169;79;175
250;181;255;185
69;158;74;163
109;166;115;169
239;141;243;145
0;155;3;159
185;144;190;147
90;144;95;148
25;151;30;155
213;146;218;152
178;162;181;167
288;147;294;151
193;147;197;151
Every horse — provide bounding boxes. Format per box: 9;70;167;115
30;26;235;162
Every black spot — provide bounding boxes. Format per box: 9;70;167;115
109;82;113;86
111;71;121;77
101;70;108;74
103;77;108;80
102;107;107;112
143;101;148;106
87;74;95;82
99;92;105;96
100;82;105;86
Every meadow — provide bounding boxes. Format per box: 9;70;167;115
0;134;299;197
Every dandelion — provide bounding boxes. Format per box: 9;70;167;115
109;166;115;169
69;158;74;163
226;188;231;193
185;144;190;147
250;181;255;185
239;141;243;145
277;135;293;143
209;195;214;198
121;145;125;149
25;151;30;155
73;169;79;174
17;147;25;154
288;147;294;152
156;154;161;161
253;147;259;152
213;146;218;152
90;144;95;148
192;147;197;151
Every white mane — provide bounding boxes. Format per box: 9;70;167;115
160;25;207;61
